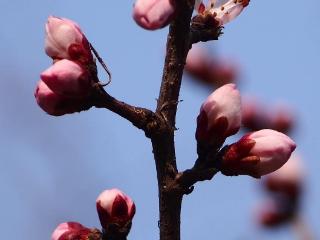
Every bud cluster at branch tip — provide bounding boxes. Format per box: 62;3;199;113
96;189;136;238
35;16;98;116
133;0;176;30
220;129;296;178
194;0;250;27
196;83;241;144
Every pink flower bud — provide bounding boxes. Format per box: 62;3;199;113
41;59;91;96
34;80;85;116
196;84;241;142
133;0;176;30
51;222;92;240
96;189;136;230
221;129;296;178
45;16;92;62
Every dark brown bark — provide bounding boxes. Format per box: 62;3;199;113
151;135;182;240
156;0;195;126
92;86;166;137
151;1;195;240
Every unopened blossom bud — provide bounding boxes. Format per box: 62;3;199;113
133;0;176;30
41;59;91;96
51;222;101;240
194;0;250;26
34;81;85;116
45;16;92;63
196;84;241;142
221;129;296;178
96;189;135;237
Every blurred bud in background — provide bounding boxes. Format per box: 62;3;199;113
242;98;295;134
185;46;239;88
257;154;305;228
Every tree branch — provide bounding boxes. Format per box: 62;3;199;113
90;2;225;240
175;166;218;192
171;141;224;194
156;0;195;127
91;85;166;137
150;1;195;240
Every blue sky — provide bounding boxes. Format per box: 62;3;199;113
0;1;319;239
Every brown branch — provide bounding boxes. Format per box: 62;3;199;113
171;140;225;194
150;1;196;240
175;166;218;192
88;3;224;240
156;1;195;125
91;85;166;137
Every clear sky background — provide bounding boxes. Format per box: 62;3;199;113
0;1;319;239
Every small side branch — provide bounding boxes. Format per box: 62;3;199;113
172;161;218;195
91;86;166;137
171;141;224;194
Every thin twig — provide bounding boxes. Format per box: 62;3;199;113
90;43;112;86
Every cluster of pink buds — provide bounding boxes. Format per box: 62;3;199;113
242;99;294;134
51;189;135;240
196;84;296;178
257;154;304;227
186;46;238;88
35;16;96;116
195;0;250;26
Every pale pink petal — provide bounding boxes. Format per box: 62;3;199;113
202;83;241;135
133;0;175;30
45;16;88;60
40;59;90;96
